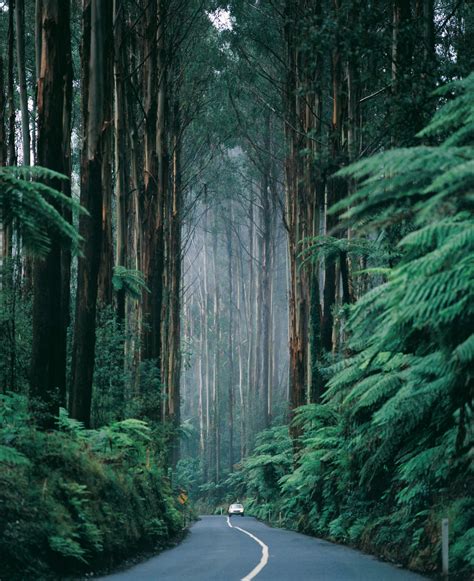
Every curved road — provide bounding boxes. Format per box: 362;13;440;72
97;515;428;581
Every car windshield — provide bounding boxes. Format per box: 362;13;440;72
231;504;243;509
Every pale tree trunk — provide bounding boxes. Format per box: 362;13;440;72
202;207;211;476
250;190;264;442
260;117;272;430
253;202;263;428
235;228;246;458
32;0;43;165
212;211;221;482
268;188;277;421
70;0;113;427
7;0;16;168
246;199;255;446
226;217;234;470
197;284;205;456
15;0;30;166
267;119;280;418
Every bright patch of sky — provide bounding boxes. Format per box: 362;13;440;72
208;8;233;31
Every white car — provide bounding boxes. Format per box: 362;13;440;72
228;503;245;517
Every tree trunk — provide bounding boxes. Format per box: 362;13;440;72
322;0;348;354
98;128;114;305
197;286;205;456
212;212;221;482
391;0;415;146
164;78;182;466
113;0;129;321
31;0;72;425
125;18;142;373
0;58;7;168
140;0;166;387
70;0;112;427
7;0;16;168
246;198;256;446
253;200;263;429
97;2;114;307
140;0;159;361
35;0;42;80
261;134;271;430
235;228;246;458
202;205;211;476
285;0;308;428
0;56;8;295
226;217;234;470
15;0;30;166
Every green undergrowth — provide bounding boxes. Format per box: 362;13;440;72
0;393;182;580
226;423;472;578
221;76;474;580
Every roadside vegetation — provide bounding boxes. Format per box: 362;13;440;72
184;76;474;579
0;393;182;580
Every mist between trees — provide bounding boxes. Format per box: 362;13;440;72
0;0;473;579
181;150;290;479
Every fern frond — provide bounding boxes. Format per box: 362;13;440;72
57;407;87;438
112;266;150;299
453;334;474;365
0;444;31;466
0;166;87;256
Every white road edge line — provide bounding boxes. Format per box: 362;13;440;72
226;516;269;581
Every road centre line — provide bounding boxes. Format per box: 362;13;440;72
226;516;269;581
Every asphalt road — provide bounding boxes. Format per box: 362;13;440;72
96;515;428;581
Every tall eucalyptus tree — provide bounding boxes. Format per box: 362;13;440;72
30;0;72;425
70;0;113;426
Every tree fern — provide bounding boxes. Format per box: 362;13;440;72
112;266;150;299
0;166;86;256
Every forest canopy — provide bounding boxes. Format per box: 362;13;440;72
0;0;472;578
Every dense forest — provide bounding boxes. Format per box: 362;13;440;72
0;0;472;579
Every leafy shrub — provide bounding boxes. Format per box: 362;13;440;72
0;393;182;580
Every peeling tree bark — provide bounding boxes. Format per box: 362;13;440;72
31;0;72;425
15;0;30;167
70;0;112;427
